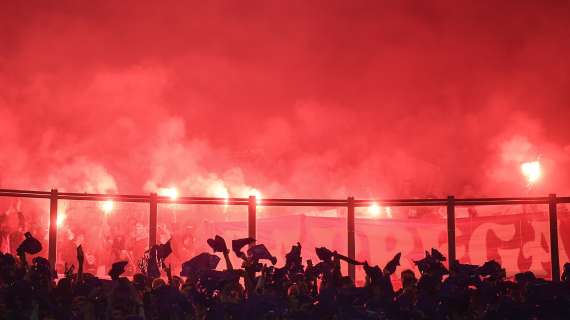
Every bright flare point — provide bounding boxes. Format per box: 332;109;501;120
211;183;230;205
57;212;67;227
101;200;114;214
250;189;262;205
521;160;541;185
159;187;179;200
368;203;381;217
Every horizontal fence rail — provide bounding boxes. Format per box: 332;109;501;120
1;188;569;281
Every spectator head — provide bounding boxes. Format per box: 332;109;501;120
401;269;417;289
108;261;128;280
171;275;182;289
132;273;147;291
16;232;42;255
152;278;166;290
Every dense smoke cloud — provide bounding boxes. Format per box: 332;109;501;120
1;0;570;198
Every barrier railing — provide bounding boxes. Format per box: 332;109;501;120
0;188;567;281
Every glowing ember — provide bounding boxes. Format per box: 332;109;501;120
368;203;381;216
57;212;67;227
521;160;541;185
159;187;179;200
101;200;114;214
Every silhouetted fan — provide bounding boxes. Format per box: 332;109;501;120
207;235;228;253
414;251;433;273
17;232;42;255
199;270;240;291
363;263;383;282
285;242;301;264
315;247;334;261
109;261;128;279
247;244;277;265
231;237;255;258
515;271;536;283
31;256;53;278
0;252;15;266
383;252;401;275
414;251;449;276
180;253;220;277
273;266;289;281
430;248;446;261
478;260;502;277
452;260;479;275
32;256;50;268
156;239;172;261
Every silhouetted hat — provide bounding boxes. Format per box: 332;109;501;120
207;235;228;253
231;237;255;258
108;261;128;279
180;252;220;277
17;232;42;255
247;244;277;265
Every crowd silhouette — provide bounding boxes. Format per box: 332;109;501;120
1;231;570;319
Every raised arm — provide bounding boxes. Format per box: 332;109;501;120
77;245;84;283
223;249;234;270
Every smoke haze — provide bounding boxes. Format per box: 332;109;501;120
1;0;570;198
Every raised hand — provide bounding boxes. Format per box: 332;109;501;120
64;263;75;278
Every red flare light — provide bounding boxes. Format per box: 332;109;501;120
521;160;541;186
159;187;179;200
101;200;114;214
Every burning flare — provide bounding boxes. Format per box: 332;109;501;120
210;182;230;205
367;202;393;218
521;160;541;185
368;203;381;217
101;200;114;214
57;212;67;227
158;187;179;200
249;188;262;205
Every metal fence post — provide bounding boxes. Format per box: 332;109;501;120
549;194;560;282
149;193;157;249
48;189;58;269
347;196;356;281
248;196;257;241
447;195;456;271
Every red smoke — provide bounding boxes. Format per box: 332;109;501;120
1;1;570;198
